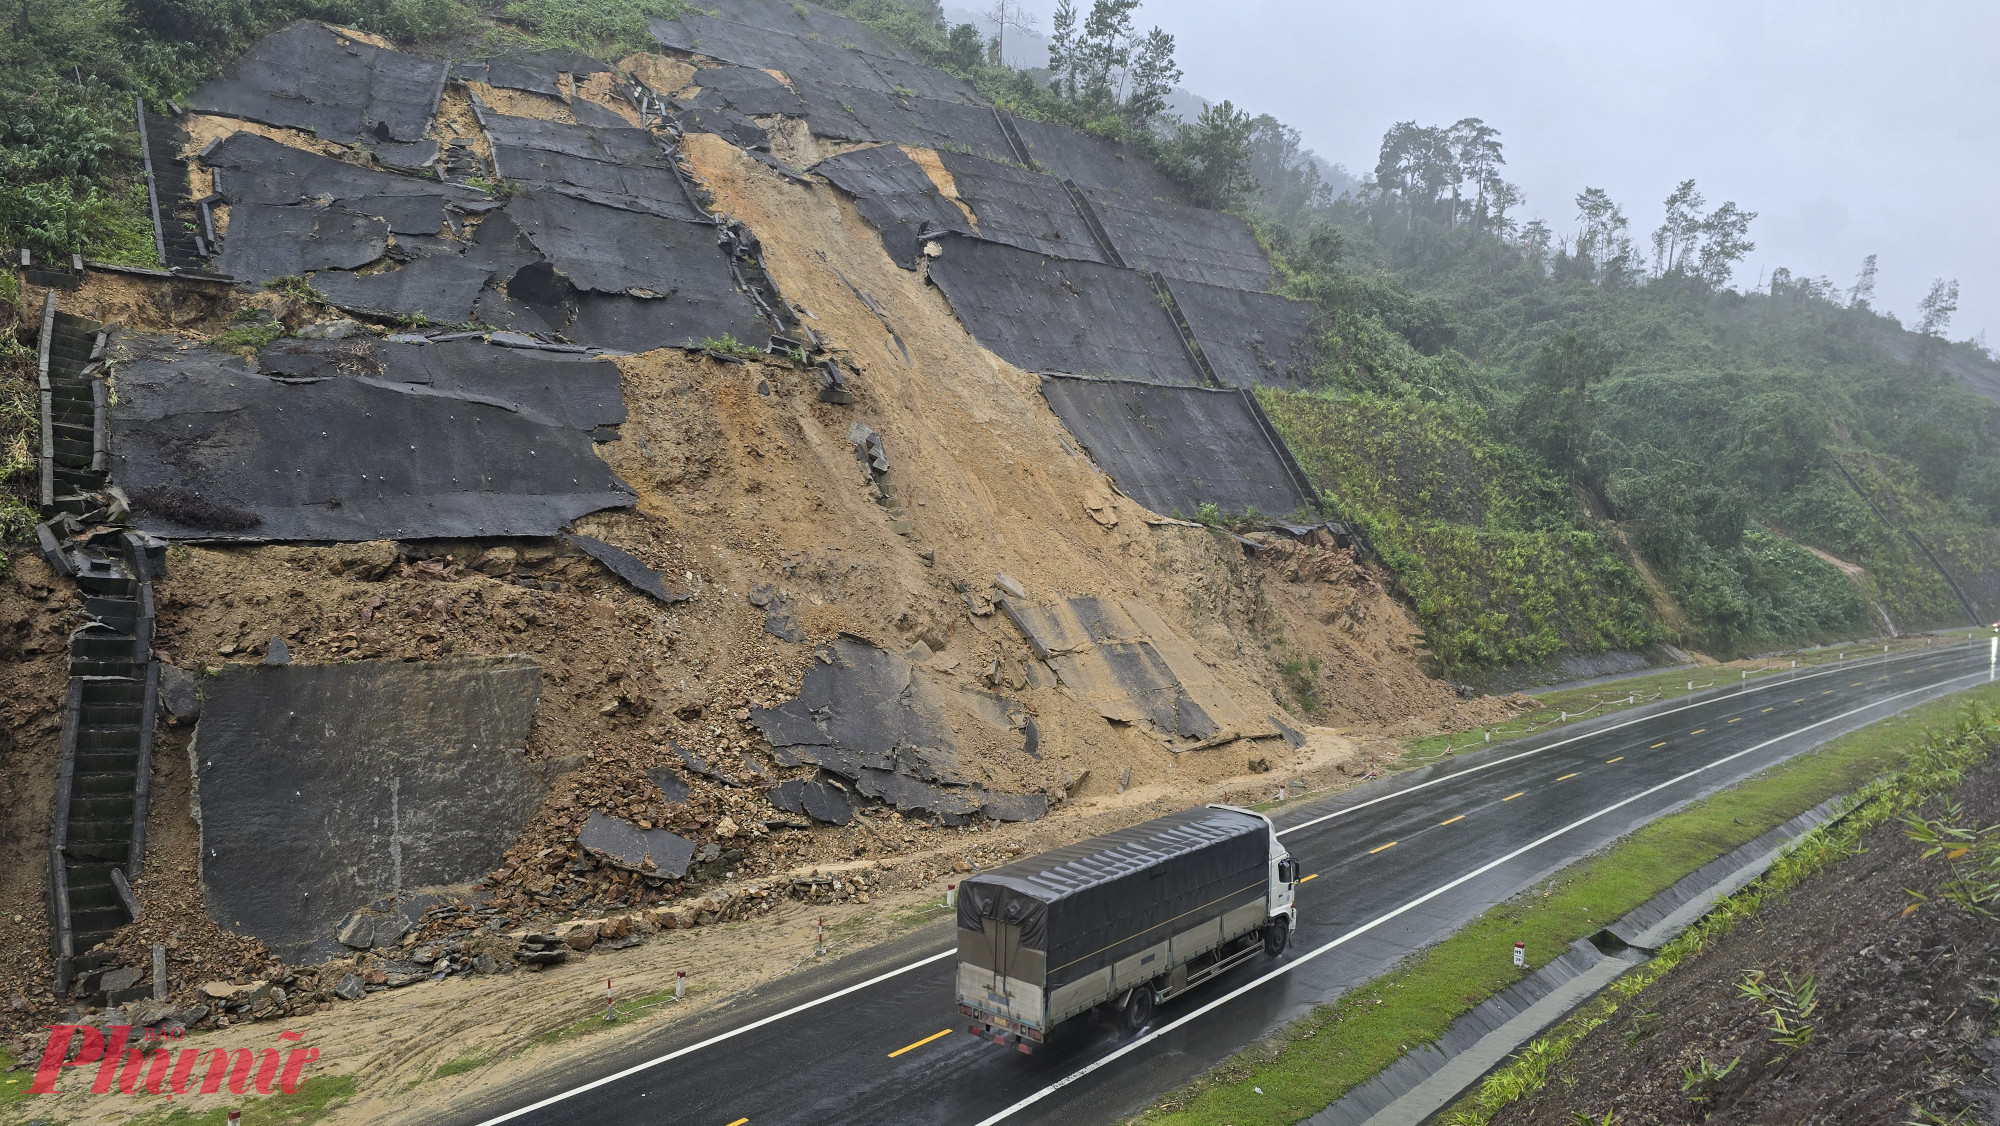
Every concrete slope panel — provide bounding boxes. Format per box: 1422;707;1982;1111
193;657;547;963
925;235;1200;384
1038;374;1316;519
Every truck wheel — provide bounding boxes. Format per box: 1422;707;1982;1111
1120;985;1155;1034
1263;916;1290;957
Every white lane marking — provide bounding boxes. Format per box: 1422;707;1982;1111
968;670;1984;1126
1274;644;1971;841
473;649;1975;1125
468;948;957;1125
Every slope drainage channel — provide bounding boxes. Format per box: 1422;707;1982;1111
1306;799;1845;1126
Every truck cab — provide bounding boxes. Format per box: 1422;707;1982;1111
1208;803;1298;954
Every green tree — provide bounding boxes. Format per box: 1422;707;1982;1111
1168;100;1258;210
1516;332;1609;483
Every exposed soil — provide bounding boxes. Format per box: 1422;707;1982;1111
1490;757;2000;1126
0;51;1526;1110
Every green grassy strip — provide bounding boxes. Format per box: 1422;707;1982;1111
115;1075;359;1125
1132;680;2000;1126
1401;633;1989;762
1439;697;2000;1124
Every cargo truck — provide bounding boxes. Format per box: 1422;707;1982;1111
955;804;1299;1050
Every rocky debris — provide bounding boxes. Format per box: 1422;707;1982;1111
333;973;365;1000
335;908;411;950
514;933;569;967
296;317;367;340
262;636;291;665
646;763;691;804
749;583;806;643
565;534;690;605
767;777;856;826
159;663;201;721
993;573;1026;600
577;811;698;877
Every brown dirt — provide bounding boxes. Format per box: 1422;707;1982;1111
432;83;493;165
1490;758;2000;1126
619;53;698;97
0;554;75;1022
902;144;979;227
574;72;641;126
468;82;579;126
0;47;1524;1111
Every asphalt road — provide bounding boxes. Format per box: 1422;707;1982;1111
456;639;1996;1126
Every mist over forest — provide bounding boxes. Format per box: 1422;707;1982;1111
4;0;1997;673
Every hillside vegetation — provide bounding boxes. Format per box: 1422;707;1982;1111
8;0;1999;673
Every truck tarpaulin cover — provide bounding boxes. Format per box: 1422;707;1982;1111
956;806;1266;986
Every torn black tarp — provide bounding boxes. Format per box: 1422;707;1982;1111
925;235;1200;384
655;0;912;61
787;80;1011;160
1163;278;1317;389
937;150;1108;263
683;66;807;117
188;22;446;145
255;337;626;432
750;638;1044;824
500;191;771;350
204;133;484;212
309;254;492;325
810;145;972;268
215;203;388;284
481;111;701;219
565;534;690;604
578;812;696;876
107;333;630;542
1038;375;1317;520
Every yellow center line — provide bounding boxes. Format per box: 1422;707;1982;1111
1850;681;1862;687
1369;841;1398;854
1690;728;1706;735
1728;717;1740;723
1299;873;1319;882
1793;698;1804;703
888;1028;955;1058
1606;756;1624;763
1439;814;1465;826
1556;773;1578;781
724;1119;750;1126
1823;690;1834;695
1762;708;1774;713
1502;792;1525;801
1650;742;1667;749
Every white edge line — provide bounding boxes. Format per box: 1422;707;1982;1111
1275;643;1973;840
968;668;1985;1126
470;948;957;1125
473;649;1982;1125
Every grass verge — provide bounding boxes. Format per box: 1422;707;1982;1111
119;1075;359;1125
1439;697;2000;1124
1131;678;2000;1126
1402;633;1987;763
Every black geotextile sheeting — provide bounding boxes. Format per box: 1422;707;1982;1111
658;0;913;61
925;235;1200;384
750;637;1046;824
495;191;771;351
255;336;627;433
685;66;806;116
811;145;972;268
1165;278;1317;389
106;332;631;542
195;656;546;963
565;534;690;604
956;806;1266;979
308;254;492;324
1009;116;1188;203
1039;375;1317;520
1085;187;1272;291
206;133;482;213
188;22;445;145
937;150;1108;263
216;203;389;283
482;111;701;219
789;80;1013;160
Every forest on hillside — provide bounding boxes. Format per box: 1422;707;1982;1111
4;0;1996;672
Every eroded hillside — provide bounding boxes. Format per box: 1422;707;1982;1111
0;4;1516;1087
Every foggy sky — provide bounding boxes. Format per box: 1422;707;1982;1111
995;0;1996;343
